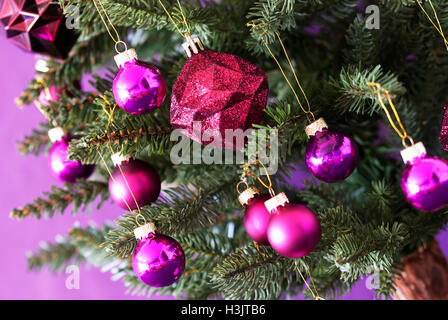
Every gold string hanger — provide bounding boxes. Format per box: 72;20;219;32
294;259;323;300
157;0;191;38
251;27;315;123
95;95;146;226
91;1;149;226
367;82;415;148
92;0;128;53
415;0;448;52
244;159;276;197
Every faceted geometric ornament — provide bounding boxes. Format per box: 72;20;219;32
0;0;78;59
170;50;269;149
441;103;448;152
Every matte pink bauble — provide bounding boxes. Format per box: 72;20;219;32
243;194;271;245
108;159;161;210
267;204;321;258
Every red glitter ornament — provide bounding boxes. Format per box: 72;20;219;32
0;0;78;59
441;103;448;152
170;36;268;149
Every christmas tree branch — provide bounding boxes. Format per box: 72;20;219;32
17;123;51;156
11;181;109;220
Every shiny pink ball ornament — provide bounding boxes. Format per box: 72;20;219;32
265;193;321;258
48;135;95;183
305;118;358;183
36;85;63;108
132;224;185;287
239;187;271;245
112;48;166;115
108;159;161;210
401;142;448;212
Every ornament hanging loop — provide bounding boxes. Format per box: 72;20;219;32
135;213;147;227
236;180;249;194
114;40;128;54
402;135;415;148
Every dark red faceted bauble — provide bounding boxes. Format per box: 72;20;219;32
441;103;448;152
170;50;268;148
0;0;78;59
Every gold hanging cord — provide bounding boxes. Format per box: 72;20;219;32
247;25;315;123
415;0;448;51
367;82;415;148
92;0;128;53
94;95;146;226
157;0;191;38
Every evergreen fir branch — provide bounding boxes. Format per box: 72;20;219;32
344;15;380;66
27;239;82;272
209;244;299;300
17;123;51;156
103;177;239;259
61;0;228;46
28;224;123;274
329;65;406;115
11;181;109;220
39;92;99;129
15;78;47;108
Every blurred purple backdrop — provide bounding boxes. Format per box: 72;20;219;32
0;35;447;300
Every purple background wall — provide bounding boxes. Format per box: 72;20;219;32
0;35;446;300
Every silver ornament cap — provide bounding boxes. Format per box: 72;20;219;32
182;33;204;58
238;186;260;206
48;127;65;142
400;141;427;165
111;152;131;166
134;222;157;240
114;48;138;68
305;118;328;137
264;192;289;213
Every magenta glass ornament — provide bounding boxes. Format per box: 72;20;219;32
108;159;161;210
170;48;268;148
244;194;271;245
267;204;321;258
132;233;185;287
401;155;448;212
112;59;166;115
305;128;358;183
36;85;63;107
48;136;94;183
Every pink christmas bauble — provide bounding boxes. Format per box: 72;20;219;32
108;159;161;210
36;85;63;107
243;194;271;245
267;204;321;258
305;129;358;183
112;59;166;115
132;233;185;287
401;156;448;211
48;136;95;183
